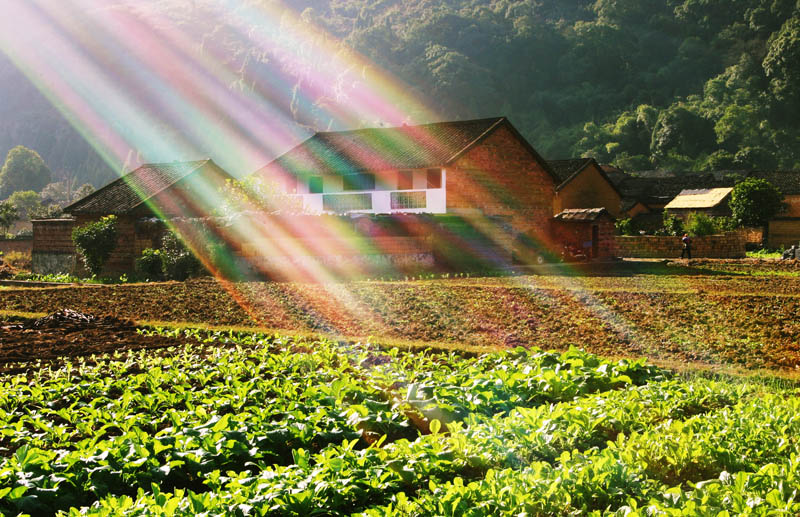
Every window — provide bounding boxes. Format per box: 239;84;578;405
397;170;413;191
343;173;375;191
309;176;323;194
323;193;372;212
391;191;426;210
427;168;442;189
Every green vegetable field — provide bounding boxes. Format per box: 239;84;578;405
1;327;798;516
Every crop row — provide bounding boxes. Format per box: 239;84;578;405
0;330;664;515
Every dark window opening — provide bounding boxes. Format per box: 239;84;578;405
343;173;375;191
309;176;323;194
427;168;442;189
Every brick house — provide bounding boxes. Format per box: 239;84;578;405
254;117;559;240
664;187;734;219
547;158;623;218
33;159;234;274
552;208;616;258
748;170;800;248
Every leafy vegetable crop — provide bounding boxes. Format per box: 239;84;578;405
0;328;797;516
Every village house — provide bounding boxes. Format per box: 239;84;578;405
663;187;733;219
547;158;623;218
748;170;800;248
33;159;234;274
254;117;561;238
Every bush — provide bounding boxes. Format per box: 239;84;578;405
135;248;164;281
71;215;118;276
3;251;31;270
685;212;717;236
615;218;637;236
161;231;202;281
660;210;684;236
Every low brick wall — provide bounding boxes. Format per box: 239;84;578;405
768;219;800;249
0;238;32;255
614;232;746;258
32;219;77;274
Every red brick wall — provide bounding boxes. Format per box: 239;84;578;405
552;219;616;258
0;238;33;255
614;232;746;258
34;216;164;275
33;219;76;254
447;124;555;237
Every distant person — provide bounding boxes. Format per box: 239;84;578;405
680;233;692;259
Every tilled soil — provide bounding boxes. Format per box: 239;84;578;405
0;309;191;375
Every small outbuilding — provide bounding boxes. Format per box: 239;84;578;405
664;187;733;219
552;208;616;259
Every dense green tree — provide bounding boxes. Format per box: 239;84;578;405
729;178;784;227
0;146;51;198
7;190;44;221
0;202;19;236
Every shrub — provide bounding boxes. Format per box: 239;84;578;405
3;251;31;270
685;212;717;236
71;215;118;276
135;248;164;281
661;210;684;236
161;231;202;281
615;218;637;236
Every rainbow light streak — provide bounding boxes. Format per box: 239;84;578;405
0;0;645;348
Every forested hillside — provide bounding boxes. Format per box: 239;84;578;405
1;0;798;187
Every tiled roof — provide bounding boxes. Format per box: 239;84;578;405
612;173;735;207
547;158;593;183
554;207;612;222
664;188;733;209
547;157;622;195
747;171;800;195
65;160;211;215
264;117;554;178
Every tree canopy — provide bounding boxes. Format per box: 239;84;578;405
0;145;51;198
729;178;785;227
1;0;799;178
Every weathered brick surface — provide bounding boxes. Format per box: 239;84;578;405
768;219;800;249
614;232;746;258
554;164;622;218
553;219;616;258
0;238;32;255
448;125;555;237
33;217;164;275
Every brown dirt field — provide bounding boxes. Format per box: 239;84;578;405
0;310;192;375
1;261;799;372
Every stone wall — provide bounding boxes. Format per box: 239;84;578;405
32;219;76;274
614;231;746;258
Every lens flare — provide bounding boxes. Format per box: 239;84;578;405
1;0;643;351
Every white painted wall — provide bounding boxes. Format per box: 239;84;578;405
295;169;447;214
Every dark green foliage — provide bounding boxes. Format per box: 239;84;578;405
685;212;717;236
160;231;202;281
71;215;118;276
0;202;19;236
729;177;785;227
615;218;638;236
0;146;51;198
3;1;800;179
135;248;164;281
661;210;684;236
